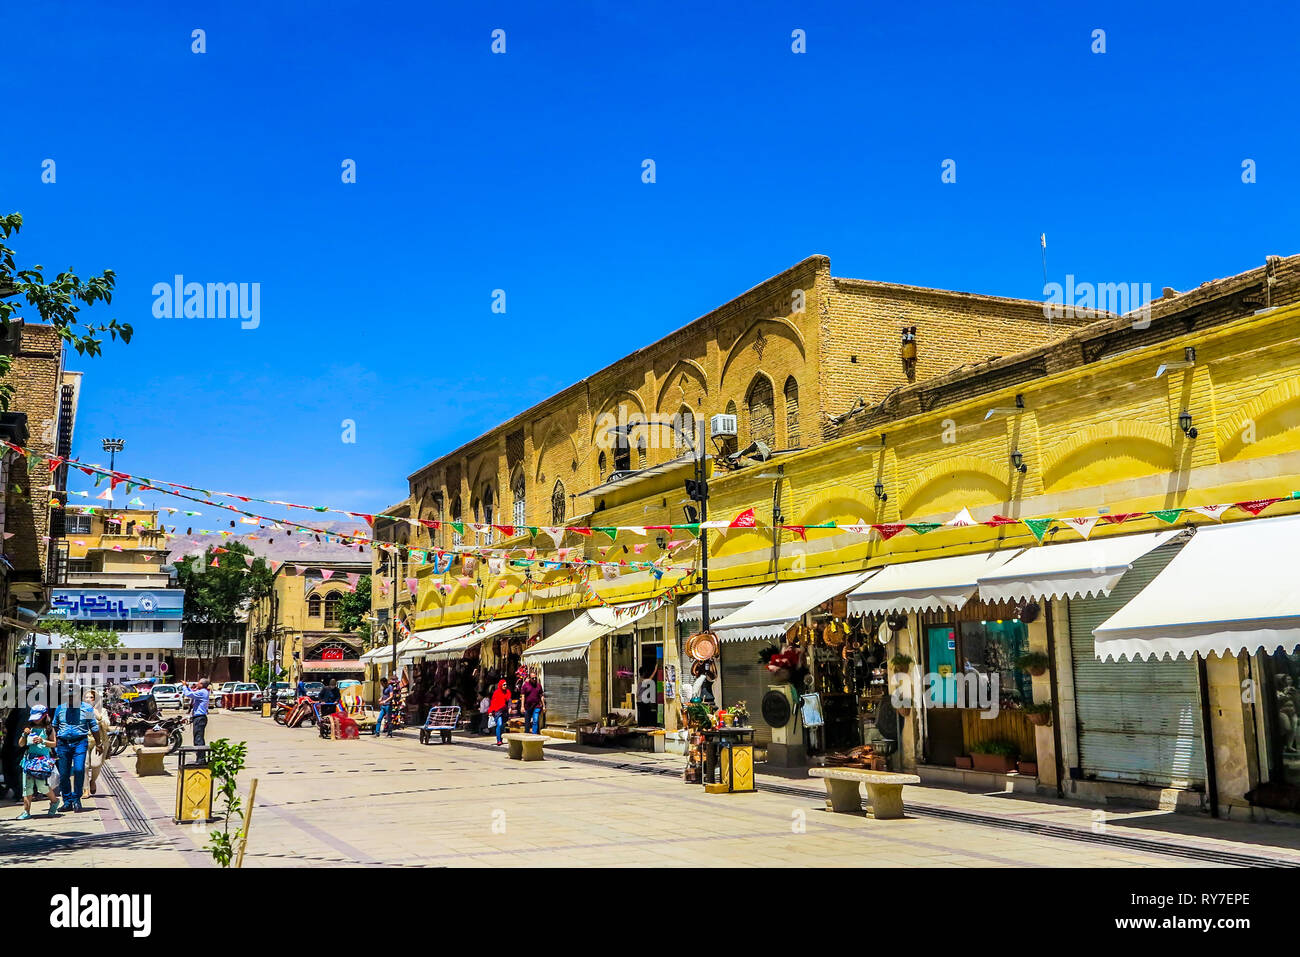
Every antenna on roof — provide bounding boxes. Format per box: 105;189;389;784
1040;233;1051;336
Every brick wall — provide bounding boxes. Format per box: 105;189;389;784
4;323;64;581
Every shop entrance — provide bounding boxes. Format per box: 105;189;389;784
637;634;664;726
924;623;963;765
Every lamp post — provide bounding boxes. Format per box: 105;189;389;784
101;437;125;473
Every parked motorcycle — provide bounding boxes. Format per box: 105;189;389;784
110;713;187;755
273;696;315;726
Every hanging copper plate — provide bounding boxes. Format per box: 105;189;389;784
686;631;719;662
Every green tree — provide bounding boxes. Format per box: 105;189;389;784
0;212;132;410
204;738;249;867
336;574;371;644
43;619;123;679
175;541;272;681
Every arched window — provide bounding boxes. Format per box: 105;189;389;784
613;432;631;472
598;451;607;477
746;375;775;448
784;376;800;448
308;594;322;618
324;592;343;627
636;435;647;469
511;467;526;529
482;485;494;543
450;495;462;547
677;406;696;454
552;481;566;525
721;400;739;458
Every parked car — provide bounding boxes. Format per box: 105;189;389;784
223;682;261;709
254;682;294;707
303;681;324;701
151;684;183;709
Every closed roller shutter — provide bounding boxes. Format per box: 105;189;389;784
1068;545;1206;788
542;660;588;726
720;640;772;745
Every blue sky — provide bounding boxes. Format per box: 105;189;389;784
4;0;1296;518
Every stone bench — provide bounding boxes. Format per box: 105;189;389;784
133;745;171;777
808;767;921;819
504;733;548;761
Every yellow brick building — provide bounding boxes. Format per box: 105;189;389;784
375;253;1300;821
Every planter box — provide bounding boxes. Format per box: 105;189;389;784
1017;760;1038;777
970;753;1017;774
954;755;974;769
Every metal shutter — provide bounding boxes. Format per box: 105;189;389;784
720;640;772;745
1068;545;1206;788
542;660;588;726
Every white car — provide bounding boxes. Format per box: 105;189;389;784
151;684;183;708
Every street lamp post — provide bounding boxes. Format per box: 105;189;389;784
101;437;125;473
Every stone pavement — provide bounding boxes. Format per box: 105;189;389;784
2;708;1296;867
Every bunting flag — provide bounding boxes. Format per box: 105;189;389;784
907;522;942;535
1061;515;1100;539
1149;509;1185;525
1101;513;1143;525
728;508;758;529
1023;518;1054;543
946;507;977;528
319;569;335;580
405;577;418;595
346;572;360;589
782;524;808;541
1235;498;1283;516
875;523;908;540
1190;504;1231;521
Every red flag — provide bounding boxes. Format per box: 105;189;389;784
1101;513;1143;525
1234;498;1282;516
984;515;1021;527
728;508;757;529
874;523;908;540
571;527;592;536
781;525;808;541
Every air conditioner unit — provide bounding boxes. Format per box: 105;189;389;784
709;413;738;439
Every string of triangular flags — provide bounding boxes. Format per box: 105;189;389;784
5;439;1297;553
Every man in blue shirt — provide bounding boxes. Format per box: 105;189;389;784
54;693;100;812
181;678;211;747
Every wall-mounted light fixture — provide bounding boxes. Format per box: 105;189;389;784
1155;346;1196;379
900;326;918;377
874;481;888;502
1178;409;1198;439
984;393;1026;422
1010;450;1027;474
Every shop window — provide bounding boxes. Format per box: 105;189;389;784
551;481;566;525
1260;651;1300;789
784;376;800;448
956;619;1032;708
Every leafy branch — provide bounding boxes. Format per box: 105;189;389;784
204;738;249;868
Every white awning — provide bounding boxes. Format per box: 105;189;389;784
360;645;396;663
524;602;661;665
427;616;530;661
677;584;772;625
977;530;1182;604
1093;514;1300;661
847;550;1020;616
710;571;875;644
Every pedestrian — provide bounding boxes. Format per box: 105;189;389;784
17;706;59;819
180;678;211;747
474;689;490;734
489;678;511;745
522;672;544;735
373;677;393;737
296;675;307;700
83;689;110;797
53;691;99;812
319;679;341;717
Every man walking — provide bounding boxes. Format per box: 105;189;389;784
181;678;211;747
522;672;545;735
373;677;393;736
319;679;341;717
54;690;100;812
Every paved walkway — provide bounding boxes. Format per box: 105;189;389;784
2;709;1296;867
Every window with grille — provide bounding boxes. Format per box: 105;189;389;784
308;595;322;617
551;481;566;524
324;592;342;626
746;375;775;448
784;376;800;448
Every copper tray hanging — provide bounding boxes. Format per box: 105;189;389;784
685;631;719;662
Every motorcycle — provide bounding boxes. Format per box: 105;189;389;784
111;713;188;755
272;697;313;726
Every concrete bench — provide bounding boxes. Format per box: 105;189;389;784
133;745;171;777
504;733;548;761
809;767;921;819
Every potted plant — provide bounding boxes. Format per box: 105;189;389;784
1016;651;1051;677
731;700;750;727
889;652;913;672
1017;757;1039;776
969;739;1019;774
955;754;974;769
1022;700;1054;726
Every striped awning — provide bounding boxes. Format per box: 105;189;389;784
301;660;364;673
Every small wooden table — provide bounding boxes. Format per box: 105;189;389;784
504;733;548;761
808;767;921;819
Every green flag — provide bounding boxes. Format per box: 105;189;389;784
907;522;941;535
1150;509;1184;524
451;521;465;537
1023;518;1053;543
595;527;618;543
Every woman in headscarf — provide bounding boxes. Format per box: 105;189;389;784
83;688;110;797
489;678;511;745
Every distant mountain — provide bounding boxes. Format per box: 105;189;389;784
164;520;372;568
